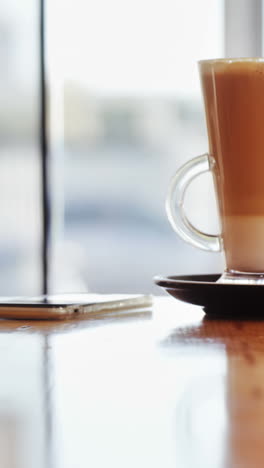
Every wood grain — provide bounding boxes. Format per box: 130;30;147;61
0;296;263;467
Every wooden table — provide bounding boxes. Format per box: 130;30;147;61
0;296;263;468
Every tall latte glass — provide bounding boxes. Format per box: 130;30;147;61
166;58;264;284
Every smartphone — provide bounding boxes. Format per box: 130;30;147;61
0;294;152;320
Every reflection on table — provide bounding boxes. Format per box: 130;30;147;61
0;297;263;467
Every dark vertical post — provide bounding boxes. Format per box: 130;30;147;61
40;0;50;295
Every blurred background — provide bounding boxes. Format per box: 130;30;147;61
0;0;262;295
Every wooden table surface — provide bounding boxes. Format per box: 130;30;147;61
0;296;263;468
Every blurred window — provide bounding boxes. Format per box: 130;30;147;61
0;0;263;295
0;0;40;295
61;0;224;294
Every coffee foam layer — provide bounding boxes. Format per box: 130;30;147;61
200;58;264;75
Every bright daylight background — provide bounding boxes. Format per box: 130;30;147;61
0;0;224;295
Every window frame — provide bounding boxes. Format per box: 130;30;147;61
224;0;262;57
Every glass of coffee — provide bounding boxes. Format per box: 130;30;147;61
166;58;264;285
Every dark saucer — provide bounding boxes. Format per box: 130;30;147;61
154;274;264;318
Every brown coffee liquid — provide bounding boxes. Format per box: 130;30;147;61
200;60;264;272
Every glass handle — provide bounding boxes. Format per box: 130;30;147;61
166;153;222;252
